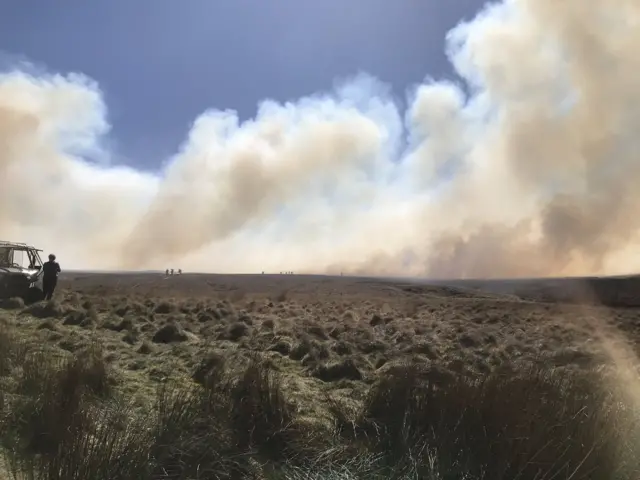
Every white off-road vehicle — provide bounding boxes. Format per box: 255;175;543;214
0;241;46;304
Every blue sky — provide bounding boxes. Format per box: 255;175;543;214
1;0;484;171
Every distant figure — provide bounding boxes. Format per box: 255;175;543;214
165;269;169;276
178;269;182;275
42;254;61;301
170;268;174;276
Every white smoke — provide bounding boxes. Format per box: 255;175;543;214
2;0;640;277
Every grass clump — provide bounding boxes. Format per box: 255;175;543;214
0;298;25;311
1;322;639;479
23;300;64;319
329;363;640;478
0;334;321;479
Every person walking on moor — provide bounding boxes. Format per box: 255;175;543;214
42;254;61;301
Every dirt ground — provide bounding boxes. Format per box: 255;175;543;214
0;272;633;411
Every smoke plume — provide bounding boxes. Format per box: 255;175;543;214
2;0;640;277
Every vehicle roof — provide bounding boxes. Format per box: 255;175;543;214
0;241;43;252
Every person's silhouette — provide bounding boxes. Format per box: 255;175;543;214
42;254;61;300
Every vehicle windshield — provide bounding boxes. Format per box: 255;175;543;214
12;250;31;269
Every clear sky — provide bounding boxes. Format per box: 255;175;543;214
1;0;484;171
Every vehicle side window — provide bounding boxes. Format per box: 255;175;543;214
0;247;11;266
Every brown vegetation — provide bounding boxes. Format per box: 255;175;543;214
0;272;640;478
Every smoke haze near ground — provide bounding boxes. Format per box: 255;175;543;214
2;0;640;277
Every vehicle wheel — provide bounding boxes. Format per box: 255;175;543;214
24;287;44;305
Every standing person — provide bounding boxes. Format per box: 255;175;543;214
42;254;61;301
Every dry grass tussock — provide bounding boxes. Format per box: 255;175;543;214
0;321;638;479
1;273;640;478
